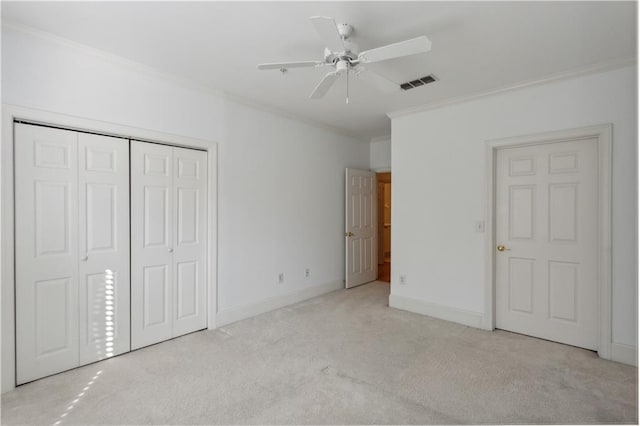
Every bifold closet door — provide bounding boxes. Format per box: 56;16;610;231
78;133;130;365
15;125;79;384
172;147;208;337
131;142;173;349
131;141;207;350
15;124;130;385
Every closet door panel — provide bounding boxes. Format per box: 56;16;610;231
131;141;174;349
78;133;130;364
15;124;80;384
172;147;207;336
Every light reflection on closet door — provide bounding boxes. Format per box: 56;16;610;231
78;133;130;364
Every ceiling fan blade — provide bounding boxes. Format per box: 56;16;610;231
358;36;432;64
354;67;401;93
257;61;323;70
309;71;340;99
310;16;345;53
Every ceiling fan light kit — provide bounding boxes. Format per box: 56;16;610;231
257;16;433;103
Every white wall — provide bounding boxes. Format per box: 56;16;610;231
370;136;391;171
390;66;637;356
218;99;368;313
1;26;226;142
1;26;369;390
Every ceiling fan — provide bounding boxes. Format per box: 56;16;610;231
257;16;432;103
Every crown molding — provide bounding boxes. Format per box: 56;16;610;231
2;20;367;143
387;57;637;119
370;134;391;143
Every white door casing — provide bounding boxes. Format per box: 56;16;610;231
495;138;599;350
15;124;80;384
172;146;207;337
131;141;207;349
345;168;377;288
78;133;130;364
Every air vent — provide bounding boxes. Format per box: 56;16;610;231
400;74;437;90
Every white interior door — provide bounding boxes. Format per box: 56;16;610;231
15;124;80;384
345;168;377;288
172;147;207;337
78;133;130;364
495;138;599;350
131;141;174;349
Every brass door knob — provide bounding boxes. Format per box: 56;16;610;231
345;231;355;237
497;245;510;252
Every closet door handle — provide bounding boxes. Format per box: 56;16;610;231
81;255;88;261
168;248;173;253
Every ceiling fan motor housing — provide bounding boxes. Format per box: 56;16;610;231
335;60;349;74
324;47;358;65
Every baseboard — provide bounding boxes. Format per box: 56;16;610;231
611;342;637;366
389;293;484;329
216;280;343;327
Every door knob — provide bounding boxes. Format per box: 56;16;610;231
81;255;88;261
496;245;510;252
344;232;354;237
168;248;173;253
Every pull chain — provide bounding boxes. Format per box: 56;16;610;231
346;69;350;104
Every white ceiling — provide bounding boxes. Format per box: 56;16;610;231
2;1;637;139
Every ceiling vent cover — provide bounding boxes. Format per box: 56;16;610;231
400;74;437;90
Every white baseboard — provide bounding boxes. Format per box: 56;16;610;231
389;293;484;329
611;342;637;366
216;280;343;327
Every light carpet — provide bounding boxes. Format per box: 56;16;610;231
2;281;636;424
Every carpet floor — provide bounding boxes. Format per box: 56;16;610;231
2;281;637;424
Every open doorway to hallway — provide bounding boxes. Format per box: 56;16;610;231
376;172;391;282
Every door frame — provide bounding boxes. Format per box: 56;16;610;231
376;172;391;281
1;104;219;392
483;124;612;359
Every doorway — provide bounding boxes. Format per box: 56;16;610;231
485;124;612;358
376;172;391;282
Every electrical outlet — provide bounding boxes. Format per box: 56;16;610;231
304;268;310;278
278;273;284;284
399;275;407;285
